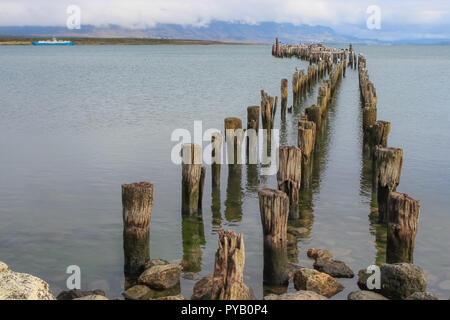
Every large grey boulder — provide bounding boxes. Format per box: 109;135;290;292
380;263;427;299
264;291;327;300
348;290;388;300
0;262;55;300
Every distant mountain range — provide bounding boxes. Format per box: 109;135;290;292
0;21;447;44
0;21;368;44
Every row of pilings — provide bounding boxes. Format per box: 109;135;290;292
119;41;348;299
118;41;419;300
358;54;420;265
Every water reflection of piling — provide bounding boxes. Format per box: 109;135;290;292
259;188;289;287
181;214;206;273
122;182;153;282
224;166;243;222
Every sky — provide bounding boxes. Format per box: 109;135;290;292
0;0;449;40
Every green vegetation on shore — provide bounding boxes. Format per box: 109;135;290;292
0;36;253;46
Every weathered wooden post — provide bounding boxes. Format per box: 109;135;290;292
275;37;279;57
258;188;290;286
305;104;321;130
362;104;377;129
261;91;277;144
375;147;403;223
292;72;299;107
247;106;259;164
211;132;222;187
225;117;244;172
386;192;420;264
298;118;316;188
277;146;302;219
364;120;391;155
122;182;153;277
182;143;204;215
210;230;254;300
281;79;288;117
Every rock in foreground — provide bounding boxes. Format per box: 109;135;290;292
380;263;426;299
313;258;354;278
0;262;54;300
264;291;327;300
122;285;152;300
156;295;185;300
347;290;388;300
191;274;214;300
57;289;106;300
73;295;108;300
293;268;344;298
138;264;181;290
307;248;333;260
406;292;438;300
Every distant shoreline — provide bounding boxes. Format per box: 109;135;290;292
0;37;257;46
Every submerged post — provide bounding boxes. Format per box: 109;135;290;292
122;182;153;277
182;143;204;215
386;192;420;264
258;188;289;286
375;147;403;223
277;146;302;219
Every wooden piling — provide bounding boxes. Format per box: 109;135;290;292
261;91;277;144
247;106;259;165
281;79;288;116
258;188;289;286
364;120;391;155
224;117;244;171
211;132;222;187
362;105;377;129
210;230;254;300
298;118;316;159
386;192;420;263
122;182;153;276
305;104;321;129
277;146;302;219
182;143;203;215
375;147;403;223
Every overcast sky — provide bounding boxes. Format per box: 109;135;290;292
0;0;449;40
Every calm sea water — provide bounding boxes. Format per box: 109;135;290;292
0;44;449;299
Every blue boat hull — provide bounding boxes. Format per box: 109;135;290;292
32;42;75;46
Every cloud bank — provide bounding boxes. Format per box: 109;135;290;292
0;0;449;40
